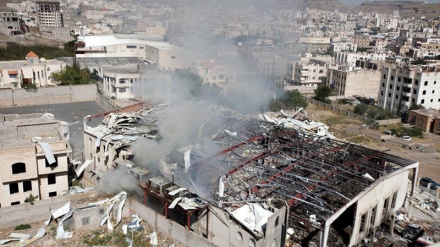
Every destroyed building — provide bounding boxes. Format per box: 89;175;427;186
81;102;158;180
0;113;72;207
83;104;419;246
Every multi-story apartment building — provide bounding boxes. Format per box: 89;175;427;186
377;64;440;113
0;7;22;36
287;62;329;88
330;42;357;53
36;0;63;28
327;67;381;98
0;113;71;207
334;52;387;68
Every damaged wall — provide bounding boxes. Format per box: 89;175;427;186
130;199;218;247
348;170;410;246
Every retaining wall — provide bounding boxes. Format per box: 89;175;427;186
0;84;96;107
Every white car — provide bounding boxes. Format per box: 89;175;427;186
400;136;411;141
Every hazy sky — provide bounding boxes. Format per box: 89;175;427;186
339;0;440;6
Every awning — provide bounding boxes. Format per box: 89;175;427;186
8;70;18;75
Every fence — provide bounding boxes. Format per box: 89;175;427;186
0;84;97;107
305;97;371;122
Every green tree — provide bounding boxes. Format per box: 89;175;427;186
270;90;308;111
51;63;91;85
354;103;368;115
409;104;424;110
314;85;331;102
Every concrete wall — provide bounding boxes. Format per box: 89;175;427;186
349;170;410;246
130;199;218;247
0;194;69;228
0;84;96;107
375;118;401;126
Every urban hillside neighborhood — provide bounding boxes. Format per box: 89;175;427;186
0;0;439;246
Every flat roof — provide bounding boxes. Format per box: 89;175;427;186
78;35;179;51
0;113;64;149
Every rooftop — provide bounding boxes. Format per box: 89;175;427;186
0;113;64;149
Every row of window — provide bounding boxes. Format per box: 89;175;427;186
9;175;56;195
383;75;437;86
11;158;59;175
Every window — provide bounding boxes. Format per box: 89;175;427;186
391;191;398;209
421;99;425;104
48;174;56;184
431;99;433;102
23;181;32;192
423;90;426;95
12;162;26;174
388;93;391;97
398;77;401;82
46;157;58;167
237;232;243;241
395;95;398;99
275;216;279;227
49;191;57;197
381;91;384;96
9;183;19;194
396;86;400;91
119;88;126;93
47;67;50;71
424;81;428;86
383;74;386;79
382;83;385;87
249;239;256;247
82;217;90;225
433;90;435;94
171;56;175;59
413;89;417;94
127;45;137;49
435;81;437;85
391;76;394;80
389;85;393;89
415;80;419;85
11;201;20;205
89;138;92;146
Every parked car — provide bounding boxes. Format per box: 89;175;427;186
400;136;411;141
420;177;440;190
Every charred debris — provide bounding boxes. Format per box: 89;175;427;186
83;103;420;246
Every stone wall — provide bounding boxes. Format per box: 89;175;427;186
0;84;97;107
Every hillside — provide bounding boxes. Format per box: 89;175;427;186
354;1;440;18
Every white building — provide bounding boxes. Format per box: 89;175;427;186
378;64;440;113
100;64;171;100
36;0;63;28
334;52;387;67
75;35;197;71
0;51;66;88
330;42;357;53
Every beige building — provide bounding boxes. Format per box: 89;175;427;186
327;67;381;98
407;108;440;134
0;113;71;207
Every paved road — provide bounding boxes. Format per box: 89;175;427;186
0;101;106;159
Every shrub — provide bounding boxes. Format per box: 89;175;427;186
15;224;31;231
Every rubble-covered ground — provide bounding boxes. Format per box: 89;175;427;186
0;191;179;247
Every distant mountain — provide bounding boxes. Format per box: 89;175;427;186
353;1;440;18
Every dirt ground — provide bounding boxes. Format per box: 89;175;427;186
306;104;440;182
